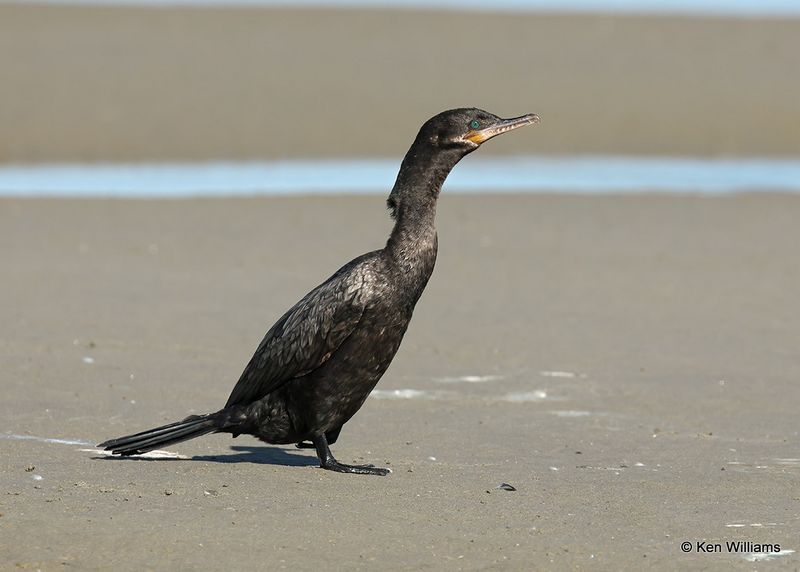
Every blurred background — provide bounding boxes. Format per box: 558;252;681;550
3;6;799;568
0;0;799;192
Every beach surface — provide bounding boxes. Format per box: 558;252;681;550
1;5;800;162
1;194;799;570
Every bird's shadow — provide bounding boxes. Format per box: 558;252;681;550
94;445;318;467
193;445;318;467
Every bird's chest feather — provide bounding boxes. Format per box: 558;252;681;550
286;249;436;433
289;303;410;430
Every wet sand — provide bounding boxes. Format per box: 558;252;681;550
1;5;800;162
1;194;799;569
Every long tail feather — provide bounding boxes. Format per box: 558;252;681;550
98;414;219;456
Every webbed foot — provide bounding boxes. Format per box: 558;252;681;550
321;460;391;476
311;433;391;476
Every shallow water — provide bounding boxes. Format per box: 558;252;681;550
8;0;800;18
2;156;799;198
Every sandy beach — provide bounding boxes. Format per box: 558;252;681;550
1;2;799;569
1;194;799;569
1;5;800;162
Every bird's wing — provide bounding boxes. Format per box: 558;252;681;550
224;260;371;408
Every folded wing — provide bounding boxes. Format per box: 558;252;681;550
224;259;371;408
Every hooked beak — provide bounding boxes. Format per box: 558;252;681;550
464;113;540;145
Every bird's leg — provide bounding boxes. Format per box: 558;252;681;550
312;433;391;476
325;426;342;445
296;426;341;449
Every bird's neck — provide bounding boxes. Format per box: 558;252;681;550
385;143;461;261
382;144;462;306
386;207;438;290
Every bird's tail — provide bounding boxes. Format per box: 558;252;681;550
98;413;220;456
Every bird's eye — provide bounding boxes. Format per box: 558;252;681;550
469;120;481;129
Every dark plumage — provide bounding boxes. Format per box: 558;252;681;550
99;108;539;475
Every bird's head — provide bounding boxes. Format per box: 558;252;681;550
416;107;540;154
386;107;539;221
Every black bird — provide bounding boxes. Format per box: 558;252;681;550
99;108;539;475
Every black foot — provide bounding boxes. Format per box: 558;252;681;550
311;433;391;476
321;460;391;476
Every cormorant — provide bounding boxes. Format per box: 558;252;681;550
99;108;539;476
